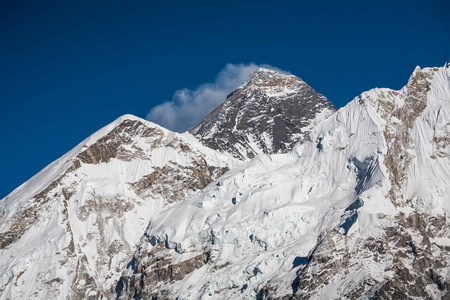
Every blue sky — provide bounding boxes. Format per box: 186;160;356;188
1;0;449;198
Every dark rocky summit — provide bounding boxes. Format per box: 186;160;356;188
190;67;336;160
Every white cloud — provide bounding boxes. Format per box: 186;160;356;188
146;63;287;132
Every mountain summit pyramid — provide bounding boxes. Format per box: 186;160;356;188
190;67;336;160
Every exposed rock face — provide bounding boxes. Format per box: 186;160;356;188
116;242;211;299
0;159;81;250
116;64;450;299
190;68;336;160
130;161;229;204
77;119;164;164
373;67;433;204
0;115;237;300
290;212;450;299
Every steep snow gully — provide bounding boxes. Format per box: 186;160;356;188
1;63;450;299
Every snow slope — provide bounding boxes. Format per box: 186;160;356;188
116;63;450;299
0;115;239;299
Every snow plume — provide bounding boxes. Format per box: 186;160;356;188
147;63;286;132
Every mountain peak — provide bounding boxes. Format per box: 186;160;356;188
190;67;336;160
243;67;305;92
250;66;288;77
0;108;237;299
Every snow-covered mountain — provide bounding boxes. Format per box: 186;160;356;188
190;67;336;160
116;63;450;299
0;115;238;299
1;62;449;300
0;67;335;299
